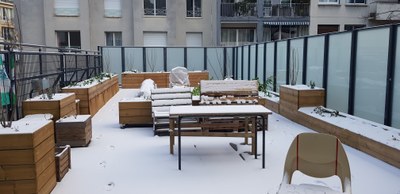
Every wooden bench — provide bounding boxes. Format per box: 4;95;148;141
199;80;259;105
151;87;193;135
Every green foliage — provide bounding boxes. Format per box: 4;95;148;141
254;76;274;97
192;86;200;96
309;80;316;89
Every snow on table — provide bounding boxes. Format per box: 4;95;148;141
299;107;400;150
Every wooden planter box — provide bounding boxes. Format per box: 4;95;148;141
62;76;119;116
259;97;279;113
121;71;209;88
55;115;92;147
296;107;400;169
22;93;77;121
119;99;152;127
55;145;71;182
0;118;56;194
279;85;325;121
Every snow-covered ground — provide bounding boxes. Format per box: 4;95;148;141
51;89;400;194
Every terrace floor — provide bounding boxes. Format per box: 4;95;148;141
51;89;400;194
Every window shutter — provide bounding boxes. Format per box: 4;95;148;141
144;32;167;47
186;33;202;47
54;0;79;16
104;0;121;17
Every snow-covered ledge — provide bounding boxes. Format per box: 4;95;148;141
298;106;400;168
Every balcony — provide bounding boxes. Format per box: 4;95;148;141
369;1;400;21
263;3;309;18
220;2;257;20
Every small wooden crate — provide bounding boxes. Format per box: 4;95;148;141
55;115;92;147
55;145;71;182
119;99;152;127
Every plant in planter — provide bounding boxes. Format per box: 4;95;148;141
289;48;300;85
309;81;316;89
254;76;274;97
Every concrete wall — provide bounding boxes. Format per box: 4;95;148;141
309;0;370;35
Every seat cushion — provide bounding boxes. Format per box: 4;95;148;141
277;183;343;194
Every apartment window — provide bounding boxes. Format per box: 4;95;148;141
347;0;366;3
1;27;13;41
57;31;81;49
104;0;121;17
0;7;13;21
319;0;339;4
106;32;122;46
221;28;255;46
54;0;79;16
187;0;201;17
317;25;339;34
186;32;202;47
345;24;366;31
263;25;308;41
144;0;166;16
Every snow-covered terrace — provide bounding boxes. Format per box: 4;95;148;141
51;89;400;194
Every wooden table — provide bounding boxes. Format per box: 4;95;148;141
169;105;272;170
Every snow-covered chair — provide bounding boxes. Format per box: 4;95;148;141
151;87;193;135
277;133;352;194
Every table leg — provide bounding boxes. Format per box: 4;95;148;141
253;117;257;159
262;115;266;169
169;118;175;155
178;116;182;170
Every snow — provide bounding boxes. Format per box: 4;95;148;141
51;89;400;194
0;116;52;134
299;107;400;150
63;74;117;89
282;84;323;90
25;93;75;101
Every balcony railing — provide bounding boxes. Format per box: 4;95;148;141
369;1;400;21
221;3;257;17
263;3;309;17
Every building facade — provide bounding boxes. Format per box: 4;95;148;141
14;0;218;50
13;0;400;49
0;0;14;42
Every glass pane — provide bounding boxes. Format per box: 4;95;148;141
249;45;256;80
114;32;122;46
226;47;234;78
125;48;144;72
237;47;243;80
276;41;287;91
144;0;154;15
167;48;184;71
354;27;389;124
257;43;265;82
187;48;204;71
102;48;122;81
69;31;81;48
57;31;68;47
266;43;274;82
145;48;164;72
306;36;324;87
393;26;400;128
326;32;351;113
243;46;249;80
194;0;201;17
105;33;113;46
207;48;224;80
289;39;303;85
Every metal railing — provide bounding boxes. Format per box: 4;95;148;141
263;3;309;17
221;3;257;17
0;42;102;119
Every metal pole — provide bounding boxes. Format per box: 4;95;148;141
384;25;397;126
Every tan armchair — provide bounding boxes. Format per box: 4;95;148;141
277;133;352;194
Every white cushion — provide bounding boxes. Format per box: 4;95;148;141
152;99;192;107
151;87;192;94
151;93;191;100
